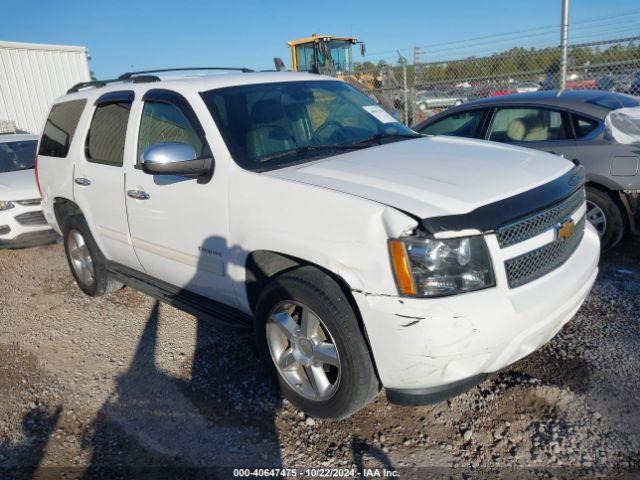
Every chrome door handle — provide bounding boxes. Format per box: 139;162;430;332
74;177;91;186
127;189;150;200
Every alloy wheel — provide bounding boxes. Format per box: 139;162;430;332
586;200;607;238
67;229;95;286
266;301;341;401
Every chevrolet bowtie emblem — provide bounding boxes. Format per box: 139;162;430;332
556;219;575;241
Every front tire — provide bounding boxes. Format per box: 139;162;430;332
586;187;625;250
62;215;123;297
255;266;379;419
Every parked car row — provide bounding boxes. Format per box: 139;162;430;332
416;70;640;116
595;72;640;96
415;88;467;110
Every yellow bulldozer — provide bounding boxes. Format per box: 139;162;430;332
284;34;361;75
277;34;403;116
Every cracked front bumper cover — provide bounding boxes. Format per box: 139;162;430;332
353;225;599;393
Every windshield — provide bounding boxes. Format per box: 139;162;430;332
200;80;418;172
0;140;37;173
295;42;352;73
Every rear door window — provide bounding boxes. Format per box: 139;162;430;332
487;108;567;142
418;110;485;138
38;99;87;157
86;98;133;166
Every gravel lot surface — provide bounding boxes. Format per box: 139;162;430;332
0;237;639;479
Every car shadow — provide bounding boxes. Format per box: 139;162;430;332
0;405;61;480
81;236;283;477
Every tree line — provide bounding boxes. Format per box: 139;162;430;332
353;42;640;84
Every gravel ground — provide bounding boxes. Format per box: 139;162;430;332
0;237;639;479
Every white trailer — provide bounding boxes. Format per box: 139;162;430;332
0;40;91;134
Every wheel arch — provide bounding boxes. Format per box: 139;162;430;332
244;249;381;378
585;181;631;230
53;197;83;231
245;250;356;315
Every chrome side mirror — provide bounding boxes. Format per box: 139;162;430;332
141;142;213;178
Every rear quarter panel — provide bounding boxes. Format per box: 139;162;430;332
577;138;640;190
38;98;93;233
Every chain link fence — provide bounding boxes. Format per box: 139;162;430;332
338;36;640;126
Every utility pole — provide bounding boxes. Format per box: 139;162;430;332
559;0;570;89
411;46;422;126
413;46;422;65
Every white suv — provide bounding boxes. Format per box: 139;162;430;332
36;70;600;419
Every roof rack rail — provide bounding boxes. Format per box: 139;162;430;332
118;67;253;80
66;74;161;94
67;80;115;94
67;67;253;94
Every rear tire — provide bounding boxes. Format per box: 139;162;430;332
586;187;625;250
255;266;379;419
62;215;123;297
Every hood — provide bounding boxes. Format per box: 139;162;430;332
265;136;573;219
0;169;40;201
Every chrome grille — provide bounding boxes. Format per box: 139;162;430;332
15;211;47;226
496;189;586;248
505;216;585;288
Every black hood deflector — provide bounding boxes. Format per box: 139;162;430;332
422;165;586;234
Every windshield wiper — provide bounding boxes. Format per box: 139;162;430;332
258;143;368;164
258;133;422;165
350;132;423;147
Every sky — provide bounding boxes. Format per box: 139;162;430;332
2;0;639;79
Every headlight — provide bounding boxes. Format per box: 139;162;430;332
389;235;495;297
0;201;15;211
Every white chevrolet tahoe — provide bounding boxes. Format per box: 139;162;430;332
36;70;600;419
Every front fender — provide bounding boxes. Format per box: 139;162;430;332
227;167;417;312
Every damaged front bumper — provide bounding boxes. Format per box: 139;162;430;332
353;224;600;405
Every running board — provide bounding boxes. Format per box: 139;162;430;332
107;262;253;331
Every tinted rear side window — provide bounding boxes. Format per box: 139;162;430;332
38;99;87;157
572;115;600;138
86;101;132;166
